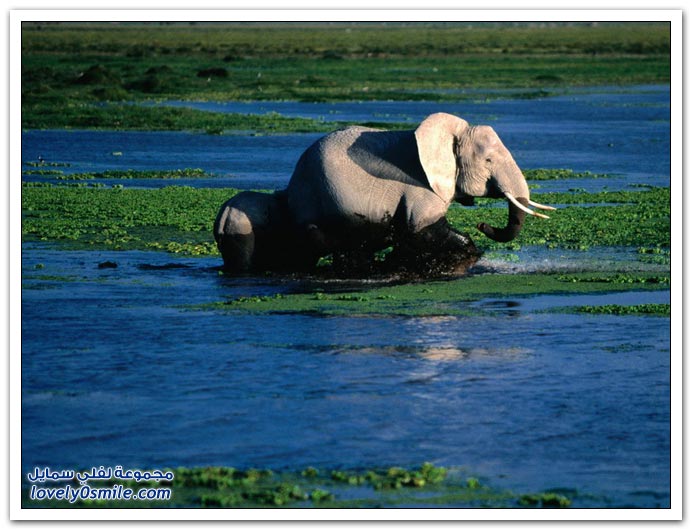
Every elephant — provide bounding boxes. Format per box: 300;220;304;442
214;112;554;275
213;190;315;272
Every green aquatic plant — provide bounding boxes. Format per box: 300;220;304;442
21;462;576;509
523;168;614;180
24;161;71;167
22;169;65;176
22;274;77;283
447;187;670;251
330;463;447;490
50;168;211;180
301;467;319;478
483;251;520;263
207;271;670;317
638;246;667;254
519;493;572;508
637;247;671;265
21;184;236;254
546;303;670;317
574;303;670;316
22;103;355;133
602;342;650;353
556;274;669;285
20;184;671;256
309;489;335;503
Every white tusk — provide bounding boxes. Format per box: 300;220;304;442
528;199;557;211
505;192;550;219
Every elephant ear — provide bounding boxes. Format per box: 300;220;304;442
414;113;469;203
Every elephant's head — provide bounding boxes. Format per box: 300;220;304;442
415;113;555;243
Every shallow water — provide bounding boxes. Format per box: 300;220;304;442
22;85;670;192
21;86;671;508
21;245;671;508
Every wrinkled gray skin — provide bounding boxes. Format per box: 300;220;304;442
215;113;539;274
214;191;315;272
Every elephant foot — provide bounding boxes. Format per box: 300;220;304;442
385;248;480;278
329;250;377;276
384;218;482;277
217;234;255;273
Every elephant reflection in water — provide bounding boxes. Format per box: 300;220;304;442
214;113;554;276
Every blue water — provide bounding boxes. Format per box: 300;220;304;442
21;245;671;508
21;87;672;508
22;85;670;192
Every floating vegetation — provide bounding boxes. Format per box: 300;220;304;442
602;342;651;353
330;462;448;490
204;271;670;317
637;246;671;265
22;169;65;176
519;493;572;508
21;184;234;253
483;251;521;263
556;274;669;285
21;184;671;256
22;274;77;282
638;246;667;254
21;463;573;509
448;187;670;251
145;241;218;256
225;293;286;305
22;103;354;133
523;168;614;180
50;168;211;180
573;303;670;316
24;160;71;168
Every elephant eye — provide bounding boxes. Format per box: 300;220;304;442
485;157;492;163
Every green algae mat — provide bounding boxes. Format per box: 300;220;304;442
21;183;670;256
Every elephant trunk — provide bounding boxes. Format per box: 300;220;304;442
476;196;528;243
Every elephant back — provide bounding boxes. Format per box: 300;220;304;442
285;125;434;229
214;191;281;239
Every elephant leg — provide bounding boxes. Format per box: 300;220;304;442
246;224;323;273
422;218;479;255
303;223;388;276
388;218;481;275
331;249;377;275
217;233;255;273
285;223;345;273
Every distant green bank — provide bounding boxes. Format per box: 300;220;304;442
21;22;670;131
21;22;671;58
22;463;572;508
